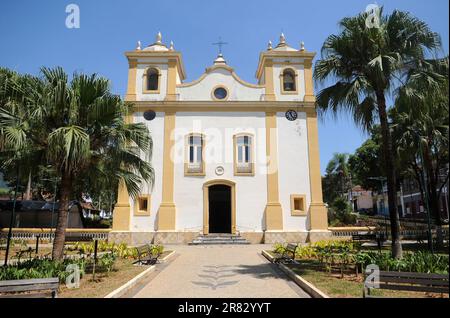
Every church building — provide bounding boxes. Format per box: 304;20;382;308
111;32;329;245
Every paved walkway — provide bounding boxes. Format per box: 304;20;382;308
129;244;309;298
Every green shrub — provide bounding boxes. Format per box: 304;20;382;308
0;258;86;281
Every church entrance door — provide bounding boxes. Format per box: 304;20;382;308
208;184;232;233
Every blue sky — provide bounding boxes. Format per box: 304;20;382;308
0;0;448;174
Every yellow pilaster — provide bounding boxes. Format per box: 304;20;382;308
112;113;133;231
157;111;177;230
165;59;178;101
306;112;328;230
303;60;315;103
264;60;276;101
125;59;137;102
264;112;283;230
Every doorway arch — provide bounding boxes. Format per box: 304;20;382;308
203;179;236;235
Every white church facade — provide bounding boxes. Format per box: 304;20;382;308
111;32;330;245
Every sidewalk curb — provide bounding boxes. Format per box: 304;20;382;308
104;265;156;298
104;250;176;298
261;250;329;298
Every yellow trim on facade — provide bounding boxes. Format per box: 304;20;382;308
279;67;299;95
290;194;307;216
165;59;178;101
306;112;328;230
156;111;177;230
125;51;186;80
134;194;151;216
233;133;255;176
264;112;283;230
132;100;317;114
263;60;276;101
142;66;161;94
303;60;315;102
178;64;264;89
184;133;206;176
125;59;137;101
202;179;236;235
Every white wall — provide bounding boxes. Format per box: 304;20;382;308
277;112;310;231
130;112;165;231
173;112;267;232
177;68;264;101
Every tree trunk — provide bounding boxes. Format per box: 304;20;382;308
24;171;32;200
51;171;72;261
422;141;443;248
377;92;403;259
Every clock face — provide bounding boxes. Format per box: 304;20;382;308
285;110;298;121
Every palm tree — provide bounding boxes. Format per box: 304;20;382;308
325;153;352;197
0;67;154;260
393;57;449;245
314;8;442;258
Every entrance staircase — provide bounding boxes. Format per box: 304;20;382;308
190;233;250;245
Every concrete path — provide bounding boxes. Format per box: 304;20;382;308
129;244;309;298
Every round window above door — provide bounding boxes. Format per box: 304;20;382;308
212;86;228;100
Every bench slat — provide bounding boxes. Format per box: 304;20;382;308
0;292;56;298
380;276;449;286
0;278;59;287
379;271;449;280
0;282;59;293
378;283;449;294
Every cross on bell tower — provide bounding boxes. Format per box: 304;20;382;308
212;37;228;55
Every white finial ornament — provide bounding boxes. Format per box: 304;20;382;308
156;31;162;44
279;32;286;44
300;41;305;51
268;40;272;50
169;41;174;51
136;40;141;50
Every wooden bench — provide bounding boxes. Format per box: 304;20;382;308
352;233;385;251
134;244;160;265
275;243;298;263
363;271;449;298
64;235;93;243
0;278;59;298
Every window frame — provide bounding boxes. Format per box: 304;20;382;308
142;66;161;94
290;194;307;216
211;85;229;101
233;133;255;176
134;194;151;216
184;133;206;176
280;67;298;95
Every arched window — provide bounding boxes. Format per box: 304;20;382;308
282;69;296;92
234;134;254;175
145;68;159;91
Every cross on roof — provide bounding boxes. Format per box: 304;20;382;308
212;37;228;55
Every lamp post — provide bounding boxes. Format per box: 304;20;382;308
369;176;389;237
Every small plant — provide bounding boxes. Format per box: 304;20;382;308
272;243;286;255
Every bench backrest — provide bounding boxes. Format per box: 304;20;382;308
286;243;297;252
136;245;150;255
367;271;449;294
0;278;59;298
65;236;92;243
352;234;377;240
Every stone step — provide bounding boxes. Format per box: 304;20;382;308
189;234;250;245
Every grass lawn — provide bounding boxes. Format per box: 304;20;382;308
266;251;448;298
